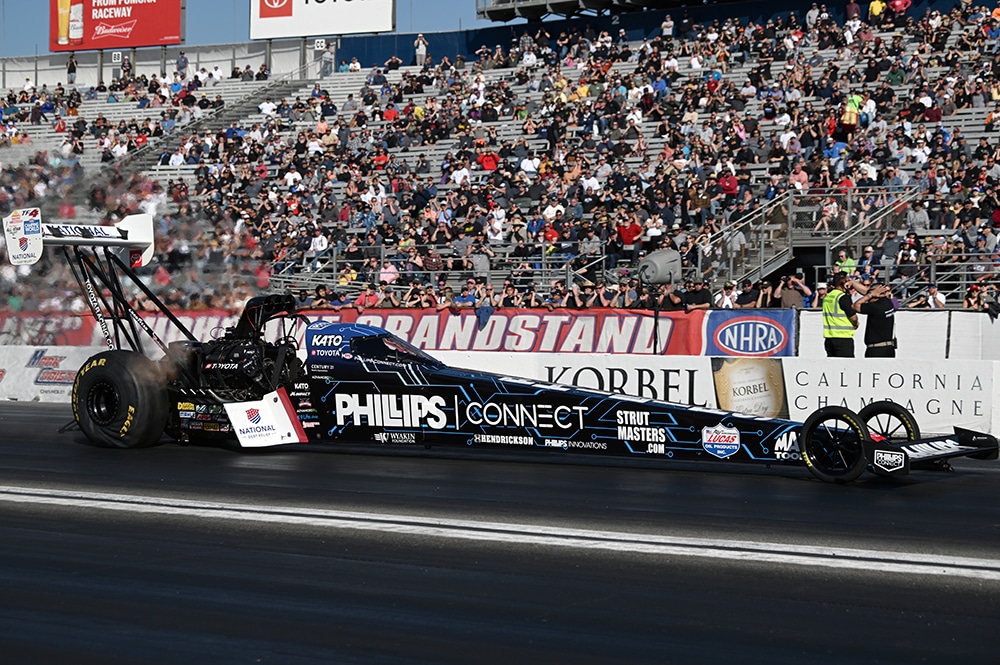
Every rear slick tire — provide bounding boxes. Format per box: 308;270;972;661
72;350;168;449
800;405;870;484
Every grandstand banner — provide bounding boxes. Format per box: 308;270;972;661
250;0;395;40
49;0;183;52
0;309;712;355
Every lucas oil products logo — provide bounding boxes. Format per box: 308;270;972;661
702;424;741;459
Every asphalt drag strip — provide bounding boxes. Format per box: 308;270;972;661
2;485;999;582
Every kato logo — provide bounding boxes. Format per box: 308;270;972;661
246;408;261;425
310;334;344;348
712;316;788;356
702;424;741;459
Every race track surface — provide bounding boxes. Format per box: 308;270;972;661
0;403;998;664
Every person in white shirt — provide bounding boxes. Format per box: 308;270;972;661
283;166;302;188
451;163;471;186
258;98;277;115
927;283;946;308
168;148;186;166
715;281;738;308
519;154;540;174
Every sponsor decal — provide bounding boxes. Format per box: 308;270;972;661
336;394;448;429
543;439;608;450
616;410;666;443
899;439;973;460
26;349;75;384
874;450;906;473
204;422;221;432
178;411;195;419
177;402;196;411
247;408;261;425
205;362;240;370
188;421;204;431
374;431;418;444
310;334;344;347
773;430;801;460
18;237;28;251
335;393;588;432
474;433;534;446
702;424;741;459
0;369;5;384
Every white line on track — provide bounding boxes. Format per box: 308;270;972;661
2;485;999;581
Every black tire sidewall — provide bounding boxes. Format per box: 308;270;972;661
858;401;920;441
72;351;167;448
800;405;870;484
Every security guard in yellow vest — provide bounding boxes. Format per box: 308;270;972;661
822;272;859;357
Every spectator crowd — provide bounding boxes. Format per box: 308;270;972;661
4;1;1000;314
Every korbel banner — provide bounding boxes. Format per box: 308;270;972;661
250;0;395;39
49;0;182;52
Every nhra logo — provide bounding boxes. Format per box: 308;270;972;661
246;408;262;425
260;0;293;18
701;423;741;459
713;316;788;356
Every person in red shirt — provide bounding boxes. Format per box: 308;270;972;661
718;171;739;200
477;147;500;171
354;283;382;312
617;217;644;246
382;103;399;122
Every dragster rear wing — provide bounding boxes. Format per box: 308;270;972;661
2;208;154;268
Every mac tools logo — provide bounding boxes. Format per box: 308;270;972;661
260;0;293;18
246;408;262;424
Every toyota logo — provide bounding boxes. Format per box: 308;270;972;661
263;0;288;8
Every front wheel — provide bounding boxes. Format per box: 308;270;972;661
72;350;168;448
800;406;870;483
858;401;920;442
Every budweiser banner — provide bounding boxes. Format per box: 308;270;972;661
50;0;182;52
0;308;800;356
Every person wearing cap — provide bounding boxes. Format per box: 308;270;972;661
414;34;429;67
683;280;713;311
926;282;946;308
855;283;897;357
714;281;739;309
353;283;382;313
822;272;860;357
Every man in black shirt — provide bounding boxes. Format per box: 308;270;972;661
856;283;897;357
682;280;713;311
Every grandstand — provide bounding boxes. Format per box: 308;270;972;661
2;1;1000;315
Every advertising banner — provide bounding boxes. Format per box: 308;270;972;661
250;0;395;40
49;0;182;53
0;309;708;356
0;346;106;402
704;310;796;357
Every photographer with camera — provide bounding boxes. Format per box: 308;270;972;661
773;272;813;308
